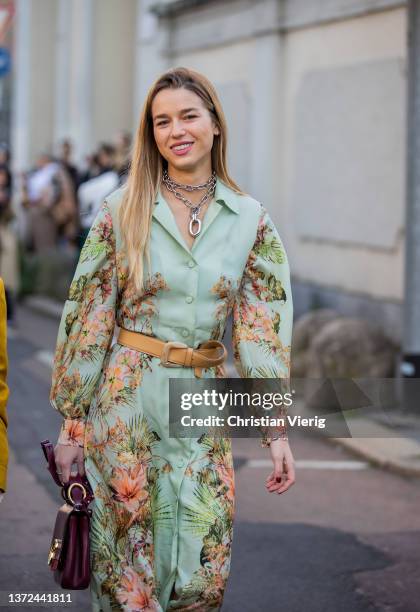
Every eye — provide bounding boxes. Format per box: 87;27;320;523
155;114;197;127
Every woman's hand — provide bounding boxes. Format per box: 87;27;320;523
265;439;296;494
54;444;85;485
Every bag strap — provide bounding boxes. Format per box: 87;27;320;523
40;439;94;505
41;439;63;487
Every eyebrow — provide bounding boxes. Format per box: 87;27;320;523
153;107;200;120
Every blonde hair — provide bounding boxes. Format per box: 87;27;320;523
119;66;245;293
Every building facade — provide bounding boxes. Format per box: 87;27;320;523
11;0;410;342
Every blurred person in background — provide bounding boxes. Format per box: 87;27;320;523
0;165;18;325
51;160;79;247
22;153;78;252
0;277;9;503
0;143;10;168
78;152;101;185
114;130;132;185
22;153;60;251
58;138;80;196
0;165;12;215
77;143;119;250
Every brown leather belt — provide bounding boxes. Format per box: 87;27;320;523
117;328;228;378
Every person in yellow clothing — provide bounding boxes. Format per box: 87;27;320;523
0;277;9;502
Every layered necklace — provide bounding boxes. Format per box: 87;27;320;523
162;169;217;237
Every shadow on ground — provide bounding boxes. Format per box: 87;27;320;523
222;522;390;612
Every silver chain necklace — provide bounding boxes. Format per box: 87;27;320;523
162;169;217;237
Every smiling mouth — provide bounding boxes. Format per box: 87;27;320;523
171;142;194;151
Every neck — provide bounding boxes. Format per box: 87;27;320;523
165;165;212;186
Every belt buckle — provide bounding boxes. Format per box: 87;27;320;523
160;341;188;367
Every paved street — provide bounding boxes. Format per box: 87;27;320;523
0;306;420;612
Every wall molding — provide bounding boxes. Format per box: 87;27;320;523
149;0;406;54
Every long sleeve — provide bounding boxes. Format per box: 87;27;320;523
50;200;117;446
232;205;293;447
0;278;9;493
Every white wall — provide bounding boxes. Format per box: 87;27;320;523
12;0;57;171
11;0;408;315
283;7;406;301
142;1;406;305
91;0;137;146
13;0;139;169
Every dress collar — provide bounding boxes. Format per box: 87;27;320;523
213;176;240;214
152;176;239;256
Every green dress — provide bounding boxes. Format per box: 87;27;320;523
50;177;293;611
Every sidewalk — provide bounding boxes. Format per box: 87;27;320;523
328;415;420;478
21;295;420;479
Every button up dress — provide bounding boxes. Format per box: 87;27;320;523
50;177;293;611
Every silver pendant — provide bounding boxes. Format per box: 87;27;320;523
189;209;201;236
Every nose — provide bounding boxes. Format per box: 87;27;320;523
170;118;187;138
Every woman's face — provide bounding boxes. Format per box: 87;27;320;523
151;87;219;176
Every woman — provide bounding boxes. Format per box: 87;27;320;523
0;277;9;503
51;67;295;612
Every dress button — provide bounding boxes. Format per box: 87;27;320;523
181;329;189;338
188;260;195;268
185;296;194;303
177;459;185;468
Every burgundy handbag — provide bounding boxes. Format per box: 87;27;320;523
41;439;94;590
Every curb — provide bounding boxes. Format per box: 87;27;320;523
327;430;420;478
293;398;420;478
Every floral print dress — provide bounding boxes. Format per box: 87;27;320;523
50;177;293;612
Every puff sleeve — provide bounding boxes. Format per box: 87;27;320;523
50;200;117;446
232;205;293;447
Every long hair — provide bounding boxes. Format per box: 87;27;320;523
119;66;246;293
